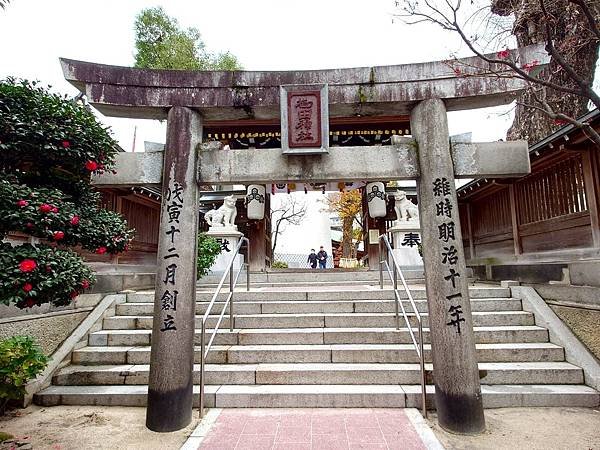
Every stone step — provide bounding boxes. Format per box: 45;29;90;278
115;298;522;316
199;280;418;289
126;286;511;303
34;385;220;408
52;362;584;386
71;342;565;365
89;326;549;347
102;311;534;330
33;384;600;408
200;270;423;284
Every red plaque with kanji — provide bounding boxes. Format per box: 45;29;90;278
287;91;322;148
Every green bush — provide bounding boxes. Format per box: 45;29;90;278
197;233;221;278
0;336;48;414
0;243;95;308
271;261;288;269
0;79;120;178
0;78;134;308
0;175;132;254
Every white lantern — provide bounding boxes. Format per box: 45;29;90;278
366;182;387;218
246;184;266;220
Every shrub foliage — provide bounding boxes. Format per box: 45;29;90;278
0;79;119;178
0;79;133;308
0;243;95;308
197;233;221;278
0;335;48;412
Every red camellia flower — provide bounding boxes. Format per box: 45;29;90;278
39;203;53;213
25;298;36;308
70;291;79;300
19;259;37;272
522;60;540;73
26;222;34;229
23;283;33;293
85;160;99;171
16;199;29;207
52;207;59;213
95;246;107;255
70;215;80;226
81;279;90;290
62;140;71;148
496;49;510;59
53;231;65;241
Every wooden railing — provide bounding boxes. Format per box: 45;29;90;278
516;154;587;225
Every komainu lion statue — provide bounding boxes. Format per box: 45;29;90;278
204;195;237;227
394;191;419;222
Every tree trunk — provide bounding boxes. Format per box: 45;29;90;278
271;223;280;256
341;216;353;258
492;0;599;143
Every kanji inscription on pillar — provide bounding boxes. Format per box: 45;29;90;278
287;91;321;148
158;180;184;332
280;84;329;155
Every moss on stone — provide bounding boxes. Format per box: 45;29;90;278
0;432;14;442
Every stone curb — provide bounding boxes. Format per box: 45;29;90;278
180;408;221;450
23;293;126;405
405;408;445;449
511;286;600;391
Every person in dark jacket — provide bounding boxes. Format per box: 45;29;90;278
317;246;328;269
307;249;318;269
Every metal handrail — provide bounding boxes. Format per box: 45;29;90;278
378;234;427;418
199;236;250;417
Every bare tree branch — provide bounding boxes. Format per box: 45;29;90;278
568;0;600;40
271;195;307;255
521;87;600;145
395;0;600;146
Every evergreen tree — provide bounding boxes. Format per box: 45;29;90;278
134;7;243;71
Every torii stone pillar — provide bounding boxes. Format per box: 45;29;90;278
411;99;485;434
146;107;201;432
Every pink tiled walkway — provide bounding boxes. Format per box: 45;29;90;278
198;409;428;450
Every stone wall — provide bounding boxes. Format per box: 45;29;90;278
532;282;600;361
0;293;105;355
549;305;600;360
0;310;91;355
468;263;568;284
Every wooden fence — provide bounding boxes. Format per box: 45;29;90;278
460;147;600;260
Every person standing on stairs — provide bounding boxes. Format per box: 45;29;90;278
307;249;318;269
317;246;328;269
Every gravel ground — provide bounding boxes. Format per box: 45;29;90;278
0;405;197;450
429;407;600;450
1;405;599;449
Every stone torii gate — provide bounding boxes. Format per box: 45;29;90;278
61;45;546;435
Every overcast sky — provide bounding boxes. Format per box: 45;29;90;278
0;0;517;151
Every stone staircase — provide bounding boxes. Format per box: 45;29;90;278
34;272;599;409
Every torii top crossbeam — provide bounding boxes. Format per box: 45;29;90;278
60;45;547;121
